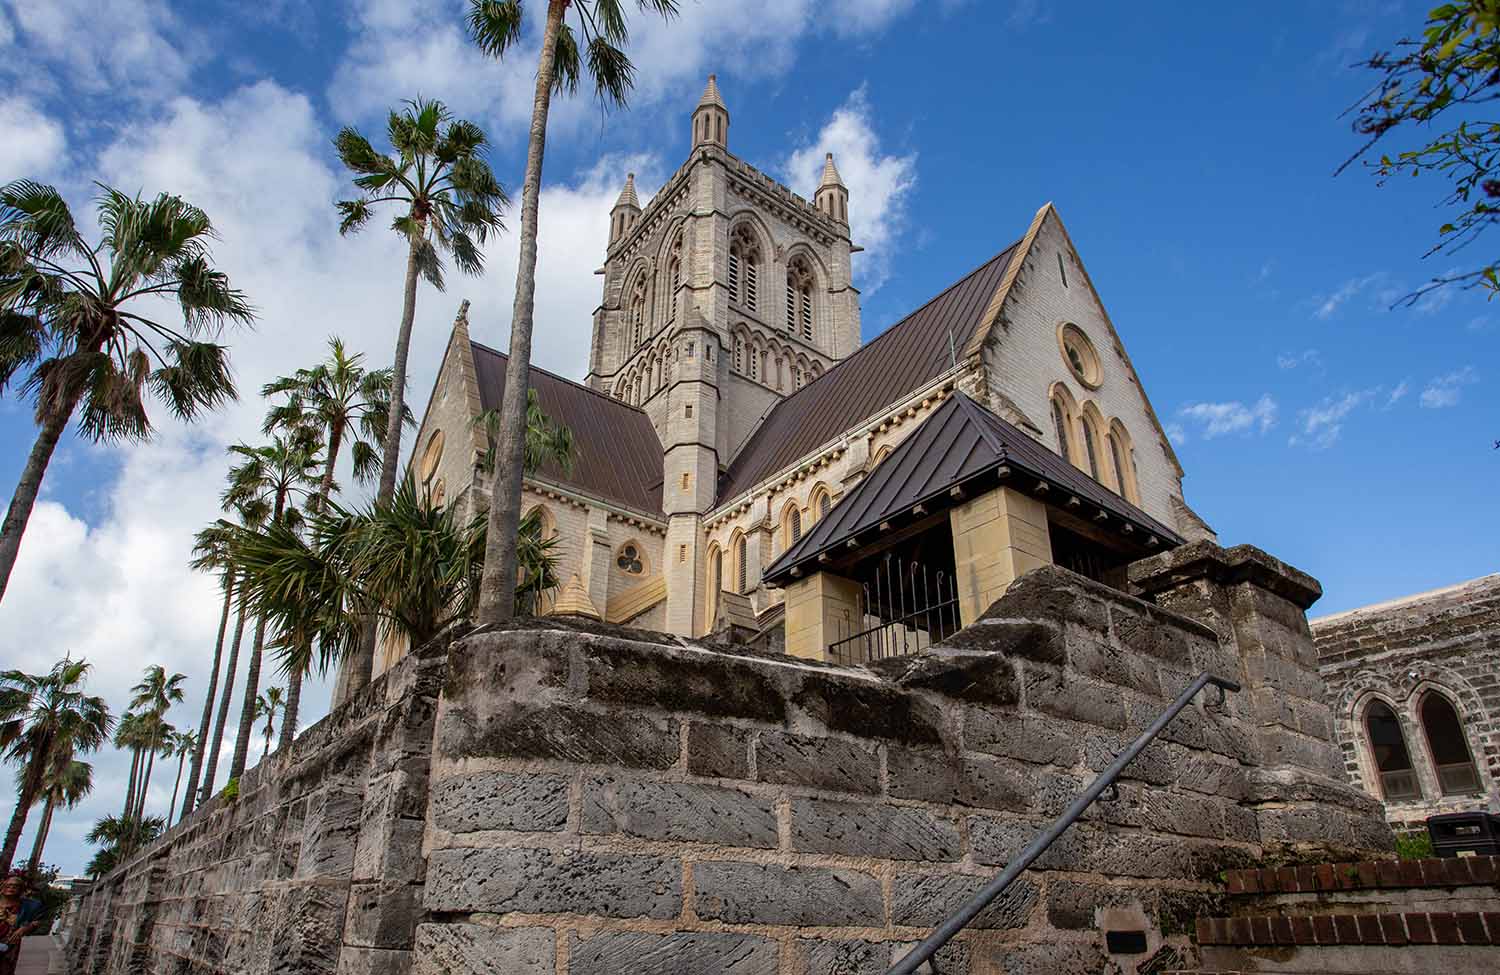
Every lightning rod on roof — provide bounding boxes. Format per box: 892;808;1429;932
949;329;956;369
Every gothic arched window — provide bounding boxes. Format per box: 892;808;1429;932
728;224;760;311
786;256;814;341
1051;399;1073;465
1420;692;1481;795
1365;700;1421;801
706;544;722;627
629;275;647;349
1108;421;1139;504
1080;410;1104;481
666;234;683;324
732;534;748;594
734;335;745;375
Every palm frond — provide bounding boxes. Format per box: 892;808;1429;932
466;0;524;57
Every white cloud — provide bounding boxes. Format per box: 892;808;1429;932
0;97;64;178
1290;388;1377;450
1386;380;1409;407
1311;271;1397;320
1276;348;1322;372
783;86;917;293
1420;366;1479;408
1165;422;1187;446
1174;394;1278;439
0;0;195;101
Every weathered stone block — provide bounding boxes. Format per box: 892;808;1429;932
755;731;879;794
1021;664;1126;730
791;797;960;861
693;861;882;926
887;747;1039;813
968;939;1114;974
412;923;554;975
267;883;348;975
686;722;752;779
891;872;1037;929
429;771;569;833
579;637;789;721
442;703;679;770
793;672;945;744
424;847;681;918
343;882;419;950
964;709;1080;767
582;777;778;847
569;930;778;975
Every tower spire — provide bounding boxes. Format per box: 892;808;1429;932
609;172;642;245
691;73;729;149
814;152;850;225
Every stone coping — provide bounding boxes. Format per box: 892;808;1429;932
1224;856;1499;895
1129;541;1323;610
1196;909;1500;947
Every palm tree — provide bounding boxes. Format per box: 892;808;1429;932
195;499;265;811
0;658;111;874
178;520;239;822
467;0;677;623
254;688;285;762
234;473;560;678
473;389;574;478
221;434;320;784
125;665;185;825
0;181;253;603
112;711;148;824
333;99;507;510
26;758;91;870
84;814;163;878
261;336;410;736
163;730;196;824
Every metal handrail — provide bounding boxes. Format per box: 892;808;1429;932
887;670;1242;975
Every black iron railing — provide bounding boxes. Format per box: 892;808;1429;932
828;554;961;665
887;670;1242;975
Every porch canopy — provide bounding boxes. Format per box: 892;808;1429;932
763;392;1183;587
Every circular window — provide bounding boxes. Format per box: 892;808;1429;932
1058;324;1102;389
616;543;644;575
418;430;445;484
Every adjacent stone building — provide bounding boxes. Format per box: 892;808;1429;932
1313;574;1500;832
390;73;1216;676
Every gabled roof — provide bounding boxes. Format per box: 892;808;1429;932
763;392;1183;585
719;242;1022;502
469;341;664;515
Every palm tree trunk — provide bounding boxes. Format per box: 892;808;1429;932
135;737;158;823
27;796;54;869
279;670;301;752
167;752;186;824
0;753;47;874
377;242;421;505
181;572;234;821
229;614;268;782
478;0;567;624
200;595;248;803
123;748;141;821
0;387;84;604
263;721;273;761
317;423;342;512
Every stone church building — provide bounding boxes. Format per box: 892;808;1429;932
395;75;1216;674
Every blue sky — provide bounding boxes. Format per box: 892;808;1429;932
0;0;1493;874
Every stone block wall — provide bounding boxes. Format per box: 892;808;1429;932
416;556;1385;975
65;632;450;975
1313;573;1500;830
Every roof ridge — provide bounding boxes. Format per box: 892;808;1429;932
948;390;1008;458
752;241;1023;409
468;339;648;415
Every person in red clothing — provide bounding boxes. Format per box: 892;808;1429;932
0;872;42;975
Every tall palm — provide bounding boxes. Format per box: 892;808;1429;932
112;712;150;823
468;0;677;623
221;434;319;784
196;499;266;810
333;99;507;510
234;473;560;679
163;730;196;825
178;520;238;822
261;337;410;730
0;181;253;603
26;757;91;870
253;687;284;762
0;658;110;874
125;665;185;825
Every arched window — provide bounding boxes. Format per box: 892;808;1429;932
1108;421;1140;504
629;274;647;349
525;504;556;541
795;363;806;389
818;491;831;519
809;486;832;522
665;235;682;324
1080;414;1102;480
431;477;446;507
786;256;814;341
782;502;802;549
734;335;745;374
730;534;749;594
1365;700;1421;800
749;343;760;382
1420;693;1481;795
706;544;722;626
728;224;760;310
418;430;445;485
1051;400;1072;465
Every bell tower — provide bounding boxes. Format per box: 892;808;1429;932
691;74;729;149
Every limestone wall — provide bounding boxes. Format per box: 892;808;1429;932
1313;574;1500;830
64;542;1391;975
66;633;450;975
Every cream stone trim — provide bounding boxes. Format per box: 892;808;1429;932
551;575;602;620
962;201;1052;361
606;574;668;624
522;475;667;536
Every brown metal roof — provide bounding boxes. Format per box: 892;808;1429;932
470;341;664;515
763;392;1183;585
719;242;1022;502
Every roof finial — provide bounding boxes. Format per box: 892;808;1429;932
614;172;640;210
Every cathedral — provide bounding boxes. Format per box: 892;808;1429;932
395;75;1216;674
